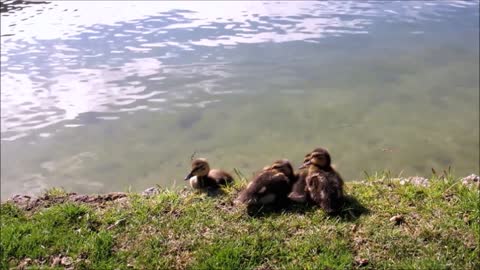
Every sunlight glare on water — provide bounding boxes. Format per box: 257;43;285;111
1;1;479;199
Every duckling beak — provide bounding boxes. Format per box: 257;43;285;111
184;172;194;180
298;161;311;169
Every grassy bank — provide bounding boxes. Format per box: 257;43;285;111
1;173;479;270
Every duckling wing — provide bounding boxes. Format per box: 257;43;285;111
289;170;308;202
267;172;292;198
322;174;345;213
235;172;269;204
330;170;345;191
251;171;289;192
236;171;289;204
306;172;328;206
326;171;345;207
308;171;344;213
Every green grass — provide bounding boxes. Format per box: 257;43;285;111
1;174;479;270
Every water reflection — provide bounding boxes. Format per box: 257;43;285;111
0;0;49;14
1;1;478;198
2;1;478;140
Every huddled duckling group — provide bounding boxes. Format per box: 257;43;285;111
184;147;344;213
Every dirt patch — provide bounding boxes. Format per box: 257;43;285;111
8;192;128;211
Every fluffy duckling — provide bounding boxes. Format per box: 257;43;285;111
288;148;325;203
184;158;234;189
300;148;344;213
236;159;295;206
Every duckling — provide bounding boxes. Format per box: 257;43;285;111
288;148;325;203
236;159;295;206
300;148;344;213
184;158;233;189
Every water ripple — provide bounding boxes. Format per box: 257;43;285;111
1;0;478;141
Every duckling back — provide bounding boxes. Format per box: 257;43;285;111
236;170;291;206
306;170;344;213
208;169;234;187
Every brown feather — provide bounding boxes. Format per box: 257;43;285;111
236;160;294;206
288;170;308;203
303;148;344;213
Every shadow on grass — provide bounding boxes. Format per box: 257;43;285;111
206;188;227;197
192;187;228;198
245;195;370;221
334;195;371;222
245;200;316;217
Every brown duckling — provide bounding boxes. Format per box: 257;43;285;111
288;148;325;203
300;148;344;213
184;158;234;189
236;159;295;206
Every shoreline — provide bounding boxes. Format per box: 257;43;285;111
1;173;479;269
4;173;479;207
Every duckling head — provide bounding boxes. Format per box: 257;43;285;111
303;153;311;163
268;159;295;181
300;147;326;168
185;158;210;180
304;148;325;160
299;148;331;170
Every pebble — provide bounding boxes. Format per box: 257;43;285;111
142;186;161;197
51;256;61;267
390;214;405;225
61;256;73;266
398;176;429;187
355;257;369;267
18;258;31;269
461;174;479;188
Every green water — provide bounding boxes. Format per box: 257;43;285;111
1;1;478;198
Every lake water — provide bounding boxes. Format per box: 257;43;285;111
1;1;479;199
